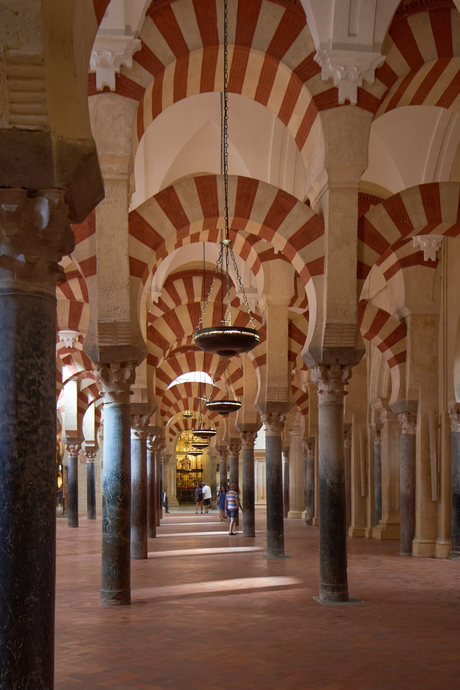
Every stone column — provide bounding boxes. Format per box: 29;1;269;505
311;365;352;603
283;447;290;517
217;446;229;489
97;362;136;606
85;449;98;520
373;427;382;527
398;411;417;557
66;443;81;528
304;438;315;525
240;431;257;537
130;415;148;560
262;413;286;558
210;454;218;509
449;403;460;557
344;425;352;530
227;440;241;489
287;422;304;519
0;189;74;688
146;434;156;538
155;440;165;525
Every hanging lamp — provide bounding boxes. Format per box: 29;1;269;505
205;357;242;417
194;0;259;358
182;410;193;419
191;440;209;450
192;367;218;438
188;449;202;457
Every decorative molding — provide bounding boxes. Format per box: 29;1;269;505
217;447;229;462
311;365;352;404
226;442;242;457
131;414;149;439
97;320;132;348
96;361;136;404
262;412;285;436
412;235;443;262
59;330;80;349
1;51;48;129
373;428;382;446
239;430;257;450
65;443;81;459
314;49;385;105
84;450;98;463
398;411;417;435
322;322;357;348
90;35;141;91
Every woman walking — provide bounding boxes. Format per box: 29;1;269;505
225;483;242;535
217;485;227;521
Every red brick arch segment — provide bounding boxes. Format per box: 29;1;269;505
130;174;324;291
359;299;407;402
358;182;460;285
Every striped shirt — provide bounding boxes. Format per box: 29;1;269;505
226;490;239;510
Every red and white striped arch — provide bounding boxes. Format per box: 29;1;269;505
291;383;308;416
359;299;407;402
130;174;324;291
358;182;460;285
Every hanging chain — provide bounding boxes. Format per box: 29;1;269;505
229;245;257;329
223;0;229;241
196;241;225;329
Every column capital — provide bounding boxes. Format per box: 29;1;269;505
84;450;98;463
225;439;242;457
311;365;352;404
0;189;74;294
282;447;290;462
344;429;352;449
372;428;382;446
261;412;285;436
65;443;81;459
303;438;315;460
398;411;417;435
96;361;136;404
239;430;257;450
131;414;149;440
448;402;460;432
216;447;229;462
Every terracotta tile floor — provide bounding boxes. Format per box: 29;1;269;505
55;512;460;689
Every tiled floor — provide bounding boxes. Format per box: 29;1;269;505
55;512;460;689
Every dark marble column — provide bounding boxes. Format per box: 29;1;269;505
373;428;382;527
217;446;228;489
85;449;98;520
262;413;286;558
0;189;74;688
155;441;165;526
344;425;352;530
283;447;290;517
240;431;257;537
146;434;156;538
305;438;315;525
210;456;218;509
66;443;81;528
131;415;148;560
312;365;352;603
450;404;460;557
398;411;417;557
227;440;241;489
97;362;135;606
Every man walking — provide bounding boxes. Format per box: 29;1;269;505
202;482;212;513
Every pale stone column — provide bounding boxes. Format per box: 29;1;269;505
240;430;257;537
304;438;315;525
311;365;352;603
373;428;382;527
449;403;460;557
344;425;352;529
97;362;136;606
398;411;417;556
66;443;81;528
227;439;241;489
85;449;98;520
287;424;304;519
262;413;286;558
216;446;229;489
130;415;148;560
283;447;290;517
146;434;156;538
0;189;74;687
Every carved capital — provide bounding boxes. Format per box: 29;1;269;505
412;235;443;262
314;49;385;105
261;412;285;436
282;447;290;463
239;430;257;450
59;330;80;349
131;414;149;440
226;441;241;457
398;411;417;435
344;430;352;449
96;361;136;404
373;428;382;446
0;189;74;293
311;365;352;404
217;448;229;462
449;403;460;433
90;35;141;91
84;450;98;464
66;443;81;459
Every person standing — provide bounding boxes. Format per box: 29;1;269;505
225;483;242;535
217;485;227;521
195;483;203;513
202;482;211;513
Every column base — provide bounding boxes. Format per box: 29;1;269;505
312;517;320;526
372;521;400;540
348;526;365;537
412;537;436;558
100;590;131;606
264;551;290;559
168;497;180;508
364;527;373;538
436;539;451;559
287;510;303;518
67;522;79;528
87;513;96;521
318;583;348;602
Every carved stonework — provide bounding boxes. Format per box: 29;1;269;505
311;365;352;404
66;443;81;459
59;330;80;349
261;413;285;436
282;447;290;463
146;434;156;453
373;428;382;446
448;403;460;433
344;430;352;449
412;235;443;262
90;35;141;91
0;189;74;293
217;448;229;462
96;361;136;404
314;49;385;105
239;430;257;450
131;414;149;440
84;450;98;464
398;411;417;435
226;442;241;458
